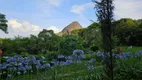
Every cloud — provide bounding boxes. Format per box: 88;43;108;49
47;26;61;33
37;0;64;14
114;0;142;19
71;2;94;15
71;0;142;20
0;19;42;38
8;20;42;33
46;0;64;6
0;19;60;38
37;0;64;7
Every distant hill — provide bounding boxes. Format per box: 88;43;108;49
57;21;82;36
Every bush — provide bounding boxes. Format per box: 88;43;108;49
59;35;83;55
84;53;96;60
45;51;59;60
115;56;142;80
20;52;29;57
90;46;99;52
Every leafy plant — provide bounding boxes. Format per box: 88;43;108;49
115;56;142;80
59;35;83;55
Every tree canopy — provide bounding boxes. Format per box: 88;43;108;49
0;13;8;33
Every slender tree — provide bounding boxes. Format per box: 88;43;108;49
93;0;114;80
0;13;8;33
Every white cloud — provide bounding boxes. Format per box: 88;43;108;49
114;0;142;19
8;20;42;33
71;0;142;20
71;2;94;15
37;0;64;14
46;0;64;6
0;19;42;38
47;26;61;33
37;0;64;7
0;19;60;38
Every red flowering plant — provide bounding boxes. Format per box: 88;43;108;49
0;49;2;64
119;47;123;54
0;49;2;55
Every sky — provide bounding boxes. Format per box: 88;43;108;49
0;0;142;38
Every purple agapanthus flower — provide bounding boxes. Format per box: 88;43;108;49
88;58;96;63
72;50;85;59
58;55;65;59
87;65;94;70
17;72;21;75
8;74;12;77
77;60;82;64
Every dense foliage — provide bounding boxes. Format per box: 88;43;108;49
1;18;142;56
113;18;142;46
93;0;115;79
0;13;8;33
72;22;102;51
0;30;84;56
0;13;142;80
0;50;96;79
1;49;142;80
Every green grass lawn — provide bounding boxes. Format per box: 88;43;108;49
121;46;142;53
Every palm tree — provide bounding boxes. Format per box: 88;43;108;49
0;13;8;33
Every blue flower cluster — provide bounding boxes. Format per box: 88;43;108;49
50;50;85;66
87;65;94;70
0;55;50;77
115;52;132;60
50;50;96;71
95;51;142;60
133;51;142;57
87;58;96;70
0;50;86;77
1;49;141;78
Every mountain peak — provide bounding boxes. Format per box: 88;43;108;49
62;21;82;33
57;21;82;36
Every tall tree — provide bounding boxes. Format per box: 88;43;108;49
0;13;8;33
93;0;114;80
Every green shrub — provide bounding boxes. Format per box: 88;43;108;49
90;46;99;52
45;51;59;60
20;52;29;57
4;52;17;57
59;35;83;55
115;57;142;80
84;54;95;60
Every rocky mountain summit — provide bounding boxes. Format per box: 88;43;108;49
57;21;82;36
